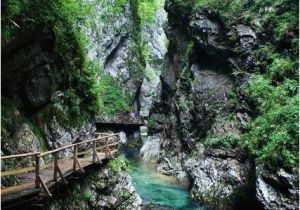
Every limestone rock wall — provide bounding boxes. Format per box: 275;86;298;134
140;0;298;209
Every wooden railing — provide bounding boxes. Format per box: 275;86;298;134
1;133;119;197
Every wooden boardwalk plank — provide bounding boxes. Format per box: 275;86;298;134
1;153;116;202
1;138;119;204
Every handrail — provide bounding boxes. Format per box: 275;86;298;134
1;132;120;197
40;133;118;157
1;152;41;160
1;133;118;159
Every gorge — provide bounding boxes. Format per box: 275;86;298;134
1;0;299;210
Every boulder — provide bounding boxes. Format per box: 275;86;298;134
256;166;299;210
11;123;44;166
184;148;253;210
236;24;256;53
88;168;142;210
140;134;162;163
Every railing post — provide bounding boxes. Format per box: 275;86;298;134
35;154;40;189
53;152;58;182
92;141;96;163
105;137;108;158
117;134;120;152
73;145;77;171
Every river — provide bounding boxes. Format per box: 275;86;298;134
124;150;207;210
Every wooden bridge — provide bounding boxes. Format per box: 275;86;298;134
95;113;144;126
1;133;119;207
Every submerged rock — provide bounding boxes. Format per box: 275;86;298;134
142;202;174;210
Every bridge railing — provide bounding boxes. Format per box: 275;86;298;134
1;133;119;196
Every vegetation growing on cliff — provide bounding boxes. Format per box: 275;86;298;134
3;0;298;175
108;155;132;174
95;75;132;114
174;0;299;172
3;0;136;118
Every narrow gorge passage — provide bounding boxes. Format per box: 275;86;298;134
1;0;298;210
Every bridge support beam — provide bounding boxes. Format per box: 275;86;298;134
35;155;40;189
57;166;68;184
53;152;58;182
93;141;102;164
38;175;52;197
105;138;113;159
73;145;84;173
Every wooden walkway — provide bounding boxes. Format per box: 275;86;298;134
95;113;144;126
1;132;119;205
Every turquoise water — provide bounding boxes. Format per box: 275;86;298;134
124;150;207;210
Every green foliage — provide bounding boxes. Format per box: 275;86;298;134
253;46;298;81
172;0;298;173
241;0;298;172
2;0;92;53
77;191;92;201
243;75;298;171
3;0;137;119
115;0;127;12
2;0;97;119
138;0;159;25
64;89;83;117
177;103;189;112
140;39;151;62
100;0;127;19
193;0;242;16
136;0;166;69
227;90;239;109
2;161;20;187
94;75;131;115
148;115;157;129
107;155;132;174
185;40;195;58
204;135;240;149
27;122;48;151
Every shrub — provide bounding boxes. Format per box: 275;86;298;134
204;135;240;149
243;75;298;172
95;75;131;115
107;155;132;174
